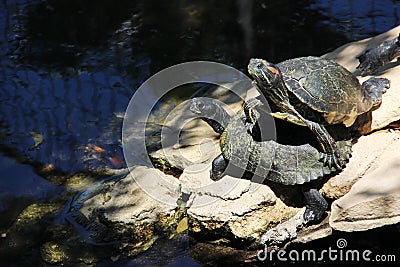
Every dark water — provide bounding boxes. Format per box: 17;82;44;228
0;0;399;265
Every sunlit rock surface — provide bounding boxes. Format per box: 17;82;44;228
329;134;400;232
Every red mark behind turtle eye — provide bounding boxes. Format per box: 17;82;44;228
267;66;279;75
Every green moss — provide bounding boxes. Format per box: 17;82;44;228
15;203;62;229
40;242;68;264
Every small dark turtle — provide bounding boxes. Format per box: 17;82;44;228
357;32;400;75
190;98;352;224
246;56;389;170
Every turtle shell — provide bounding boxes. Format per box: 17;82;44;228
219;112;352;185
277;56;369;126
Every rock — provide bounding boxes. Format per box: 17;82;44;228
78;166;185;255
91;166;180;223
75;27;400;254
181;164;298;242
291;217;332;245
324;25;400;132
260;209;305;246
329;133;400;232
321;132;400;199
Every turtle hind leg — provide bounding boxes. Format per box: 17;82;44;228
210;154;228;181
301;185;328;224
362;77;390;107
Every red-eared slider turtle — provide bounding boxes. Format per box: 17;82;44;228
190;98;352;223
357;32;400;75
245;56;390;170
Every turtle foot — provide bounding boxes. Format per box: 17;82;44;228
357;33;400;75
362;77;390;106
320;152;343;171
210;154;227;181
245;122;255;133
302;188;329;224
244;98;261;123
210;169;223;181
304;205;327;224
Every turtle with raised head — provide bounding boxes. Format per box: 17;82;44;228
245;56;390;170
190;98;352;224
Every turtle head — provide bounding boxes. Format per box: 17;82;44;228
190;98;231;134
190;98;216;117
248;58;282;88
248;58;289;104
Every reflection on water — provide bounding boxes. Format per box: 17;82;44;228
0;152;60;228
0;0;400;265
311;0;400;40
97;235;200;267
2;0;399;174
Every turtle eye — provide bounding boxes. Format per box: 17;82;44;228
256;63;263;69
197;102;204;110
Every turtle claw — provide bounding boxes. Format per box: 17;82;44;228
245;122;255;133
320;152;343;171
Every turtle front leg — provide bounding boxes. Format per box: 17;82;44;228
301;185;328;224
210;154;228;181
245;97;344;170
282;102;343;170
243;98;262;133
306;120;343;170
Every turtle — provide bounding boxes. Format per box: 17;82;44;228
245;56;390;170
357;32;400;75
190;98;352;224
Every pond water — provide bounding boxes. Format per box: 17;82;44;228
0;0;399;265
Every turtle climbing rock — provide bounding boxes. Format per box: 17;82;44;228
245;56;390;170
190;98;352;224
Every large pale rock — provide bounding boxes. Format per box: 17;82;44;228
260;209;306;246
181;164;298;240
329;133;400;232
321;132;400;199
324;26;400;131
80;166;182;254
102;167;179;222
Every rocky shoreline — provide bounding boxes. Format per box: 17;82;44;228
84;26;400;256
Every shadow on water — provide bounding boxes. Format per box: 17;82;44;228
1;0;400;265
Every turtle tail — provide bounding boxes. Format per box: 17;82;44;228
190;98;232;134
